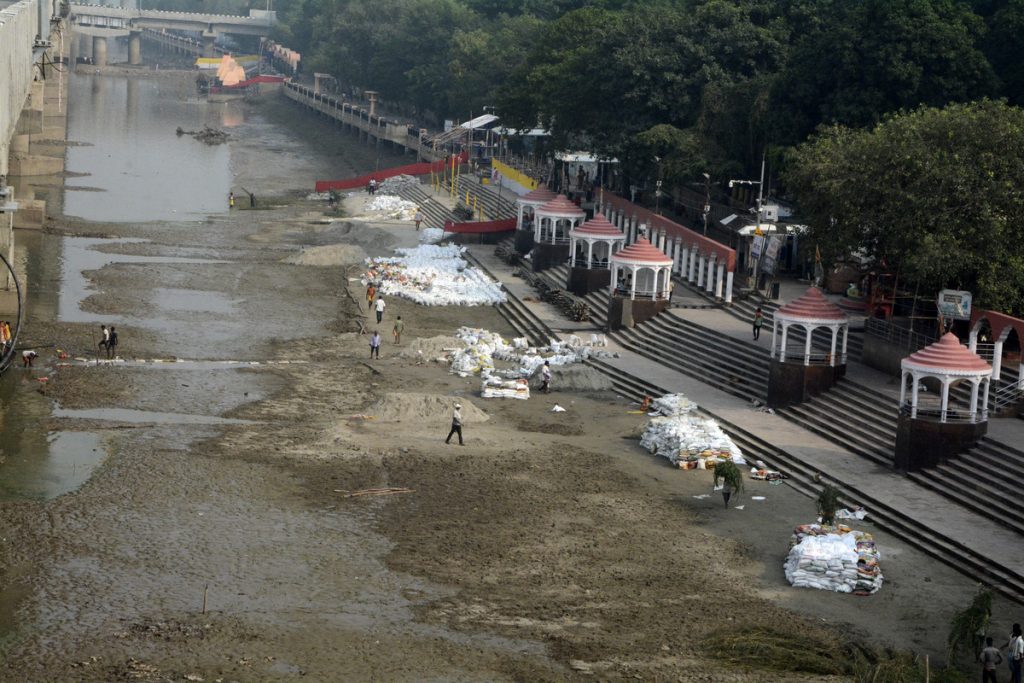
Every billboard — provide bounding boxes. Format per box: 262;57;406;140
936;290;972;320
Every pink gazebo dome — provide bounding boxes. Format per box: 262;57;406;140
537;195;586;217
776;287;847;322
571;215;624;239
903;333;992;374
610;237;672;265
518;187;557;205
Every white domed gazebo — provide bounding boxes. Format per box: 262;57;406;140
514;186;556;254
900;333;992;424
767;288;849;409
531;195;585;271
606;237;673;330
771;287;849;367
567;214;625;295
895;333;992;471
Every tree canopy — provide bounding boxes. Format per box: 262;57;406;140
785;100;1024;314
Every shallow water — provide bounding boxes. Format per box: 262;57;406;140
63;72;241;222
0;431;106;502
52;407;255;425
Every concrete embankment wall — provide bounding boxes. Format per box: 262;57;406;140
0;0;41;178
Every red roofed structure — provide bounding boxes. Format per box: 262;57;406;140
767;287;851;409
532;195;585;271
897;332;992;471
514;187;558;253
567;215;626;295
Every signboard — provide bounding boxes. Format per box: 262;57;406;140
760;235;782;274
751;234;765;258
937;289;972;320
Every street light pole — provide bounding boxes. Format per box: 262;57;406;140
702;171;710;236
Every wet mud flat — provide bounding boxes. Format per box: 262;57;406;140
0;85;1011;682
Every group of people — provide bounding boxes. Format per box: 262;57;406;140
979;623;1024;682
365;285;405;359
98;325;119;359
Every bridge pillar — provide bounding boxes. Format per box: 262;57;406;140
128;31;142;65
202;31;217;58
93;36;108;67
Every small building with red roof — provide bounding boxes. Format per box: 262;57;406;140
606;237;674;330
514;187;557;254
567;215;625;295
531;195;585;271
895;332;992;471
767;287;850;408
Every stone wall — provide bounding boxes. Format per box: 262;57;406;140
0;0;41;178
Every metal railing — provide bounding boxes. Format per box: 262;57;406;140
864;317;935;351
571;257;610;269
992;382;1024;411
899;403;986;424
775;352;848;366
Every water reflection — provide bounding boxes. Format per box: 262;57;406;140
64;72;242;222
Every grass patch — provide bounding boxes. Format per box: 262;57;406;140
703;628;968;682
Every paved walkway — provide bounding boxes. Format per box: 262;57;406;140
467;244;1024;577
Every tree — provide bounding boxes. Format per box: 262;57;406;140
785;99;1024;314
773;0;998;143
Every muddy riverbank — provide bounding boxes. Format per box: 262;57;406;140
0;74;1011;682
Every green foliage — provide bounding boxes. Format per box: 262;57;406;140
816;484;840;526
703;627;968;681
712;460;744;494
785;99;1024;314
946;587;993;665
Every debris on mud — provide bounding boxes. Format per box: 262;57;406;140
175;126;229;145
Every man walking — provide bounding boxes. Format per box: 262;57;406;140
99;325;109;353
392;316;404;345
445;403;464;445
753;307;764;341
540;360;552;394
106;326;118;359
375;296;386;324
369;330;381;359
414;209;424;231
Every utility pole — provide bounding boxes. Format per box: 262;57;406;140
702;172;711;236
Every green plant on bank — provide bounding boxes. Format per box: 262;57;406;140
946;586;993;665
817;483;841;525
703;627;967;682
712;460;744;495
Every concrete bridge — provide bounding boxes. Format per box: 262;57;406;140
1;0;67;320
69;3;275;63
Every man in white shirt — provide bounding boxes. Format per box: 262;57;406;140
375;296;386;324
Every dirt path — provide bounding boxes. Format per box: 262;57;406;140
0;87;1008;682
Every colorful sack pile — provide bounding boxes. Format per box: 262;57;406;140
481;377;530;400
784;524;883;595
363;246;506;307
639;414;745;469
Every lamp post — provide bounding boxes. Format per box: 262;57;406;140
702;172;711;235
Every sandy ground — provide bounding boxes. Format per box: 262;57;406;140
0;78;1013;682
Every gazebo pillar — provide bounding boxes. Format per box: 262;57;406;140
829;327;838;366
715;260;725;299
725;270;734;304
992;339;1003;379
803;325;813;365
705;254;716;294
940;379;951;423
970;380;980;421
770;319;778;358
910;375;920;418
688;246;697;282
697;253;706;289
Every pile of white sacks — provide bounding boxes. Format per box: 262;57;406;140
639;393;745;468
447;327;614;397
379;174;420;194
365;194;419;221
419;227;445;244
783;525;883;595
364;245;506;307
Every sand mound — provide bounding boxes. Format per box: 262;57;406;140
284;243;367;266
398;335;460;360
367;393;489;423
532;364;614;392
